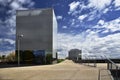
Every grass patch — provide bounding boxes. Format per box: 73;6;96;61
57;59;65;63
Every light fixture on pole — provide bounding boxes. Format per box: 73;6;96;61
17;34;23;66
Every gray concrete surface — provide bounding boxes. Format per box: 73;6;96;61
0;60;111;80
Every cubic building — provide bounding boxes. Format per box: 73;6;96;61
16;8;57;63
68;49;82;61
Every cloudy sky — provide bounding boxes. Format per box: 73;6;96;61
0;0;120;58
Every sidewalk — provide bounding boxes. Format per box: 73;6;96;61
0;60;111;80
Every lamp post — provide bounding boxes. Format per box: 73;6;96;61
17;34;23;66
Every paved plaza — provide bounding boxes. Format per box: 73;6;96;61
0;60;111;80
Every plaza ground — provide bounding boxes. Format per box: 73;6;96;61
0;60;112;80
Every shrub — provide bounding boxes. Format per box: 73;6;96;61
6;52;16;62
57;59;65;63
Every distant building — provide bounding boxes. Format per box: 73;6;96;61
68;49;82;61
16;8;57;64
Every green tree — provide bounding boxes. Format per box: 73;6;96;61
15;50;24;62
15;50;35;64
46;53;52;64
6;52;16;62
0;55;2;59
22;50;35;64
1;55;6;62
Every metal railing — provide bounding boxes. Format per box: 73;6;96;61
83;54;120;80
105;56;120;80
99;55;120;80
83;54;97;67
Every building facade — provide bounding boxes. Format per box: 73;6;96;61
68;49;82;61
16;8;57;64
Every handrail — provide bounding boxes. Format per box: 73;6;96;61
83;54;120;80
83;54;120;68
104;55;120;80
103;55;120;69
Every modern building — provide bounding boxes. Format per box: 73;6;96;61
68;49;82;61
16;8;57;64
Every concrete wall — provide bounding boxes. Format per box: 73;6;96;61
16;8;57;58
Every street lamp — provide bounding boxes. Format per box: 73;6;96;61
17;34;23;66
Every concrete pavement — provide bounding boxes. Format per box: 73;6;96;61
0;60;111;80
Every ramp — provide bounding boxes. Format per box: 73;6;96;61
0;60;111;80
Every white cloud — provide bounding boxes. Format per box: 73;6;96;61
114;0;120;7
10;0;34;10
0;0;11;6
102;29;109;33
103;8;109;13
95;17;120;32
58;17;120;58
88;0;112;10
78;14;87;21
57;32;92;58
64;0;120;59
4;39;15;45
10;1;21;9
68;0;113;23
0;38;15;55
62;26;67;29
69;1;80;12
57;51;67;59
0;50;15;55
87;10;100;21
58;30;120;59
71;19;75;25
97;20;105;25
56;16;63;20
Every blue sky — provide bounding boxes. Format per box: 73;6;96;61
0;0;120;58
